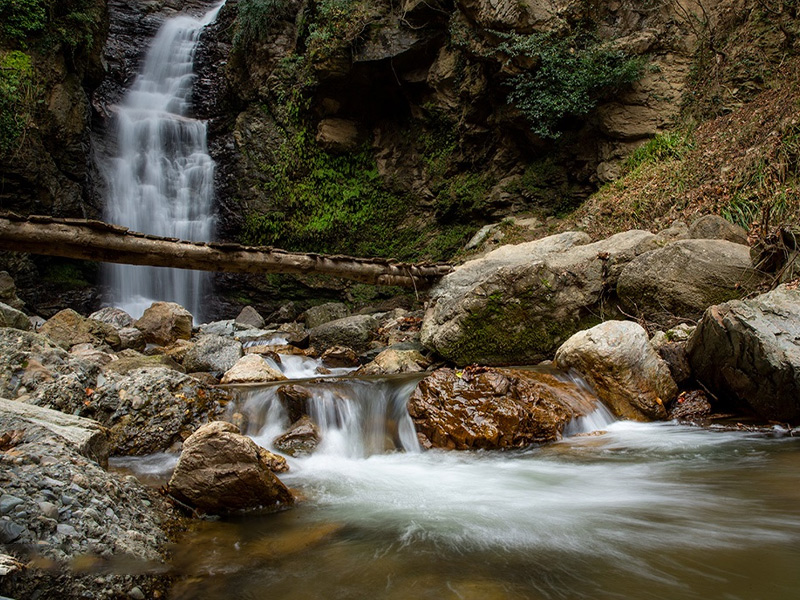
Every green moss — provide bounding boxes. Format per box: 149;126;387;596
625;129;695;172
0;51;35;155
233;0;293;47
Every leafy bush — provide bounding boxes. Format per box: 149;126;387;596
625;129;695;171
0;0;46;42
234;0;294;46
500;30;645;139
0;51;35;155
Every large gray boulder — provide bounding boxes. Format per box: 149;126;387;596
0;302;30;331
304;302;350;329
309;314;379;353
689;214;748;245
182;334;244;375
88;307;135;329
168;421;294;514
220;354;287;385
0;397;109;466
687;285;800;422
617;239;765;323
554;320;675;421
421;230;657;365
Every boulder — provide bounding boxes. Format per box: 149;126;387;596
39;309;121;350
554;321;675;421
0;271;25;310
182;334;243;375
0;397;109;467
88;307;135;329
617;239;765;323
220;354;288;385
650;324;695;385
70;343;115;368
276;384;314;423
304;302;350;329
0;302;31;331
77;368;231;455
273;416;321;457
687;284;800;422
315;118;360;152
320;345;359;368
134;302;193;346
309;314;379;353
407;366;602;450
163;339;195;363
168;421;294;514
235;305;265;330
117;326;146;352
356;349;430;376
102;351;185;375
421;230;657;365
689;214;748;245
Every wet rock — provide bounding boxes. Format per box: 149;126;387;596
276;384;313;423
39;309;121;350
309;314;379;354
134;302;193;346
168;421;294;514
668;390;712;422
182;334;243;376
689;214;749;245
687;284;800;421
422;230;657;365
617;239;765;324
220;355;287;384
88;307;135;329
0;303;31;331
235;305;265;330
357;349;430;375
304;302;350;329
320;345;359;368
555;321;675;421
407;366;600;450
274;416;321;457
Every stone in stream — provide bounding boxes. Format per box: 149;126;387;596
304;302;350;329
356;348;430;375
168;421;294;514
274;416;322;457
309;314;380;354
554;320;675;421
687;284;800;422
182;334;243;376
320;345;359;368
133;301;193;346
88;306;135;329
277;384;314;423
407;366;602;450
220;354;287;384
235;305;266;330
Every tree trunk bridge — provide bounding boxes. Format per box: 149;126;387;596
0;213;453;289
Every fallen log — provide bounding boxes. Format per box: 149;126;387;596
0;213;453;289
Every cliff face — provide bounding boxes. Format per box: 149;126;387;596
202;0;719;264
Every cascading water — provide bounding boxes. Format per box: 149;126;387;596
101;3;223;321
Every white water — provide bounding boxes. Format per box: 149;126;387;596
101;3;223;321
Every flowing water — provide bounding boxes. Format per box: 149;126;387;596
114;371;800;599
101;3;223;321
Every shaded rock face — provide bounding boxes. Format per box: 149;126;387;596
687;285;800;422
168;421;294;515
617;239;765;324
0;304;30;331
421;230;656;365
407;366;600;449
0;416;172;600
554;320;675;421
309;314;379;354
304;302;350;330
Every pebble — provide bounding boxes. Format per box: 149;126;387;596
38;502;59;520
0;519;25;543
0;495;25;515
56;523;78;537
128;586;145;600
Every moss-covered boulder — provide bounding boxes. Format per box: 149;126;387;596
420;230;656;365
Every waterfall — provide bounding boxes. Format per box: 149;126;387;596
101;3;223;322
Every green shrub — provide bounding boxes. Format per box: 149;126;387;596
0;0;46;42
0;51;35;155
625;130;695;171
234;0;294;47
499;30;645;139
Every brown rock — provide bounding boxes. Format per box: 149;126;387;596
168;421;294;514
320;345;359;368
356;348;430;375
274;416;321;457
668;390;712;422
134;302;193;346
220;354;287;384
407;366;601;450
277;384;314;423
315;118;360;152
39;309;121;350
